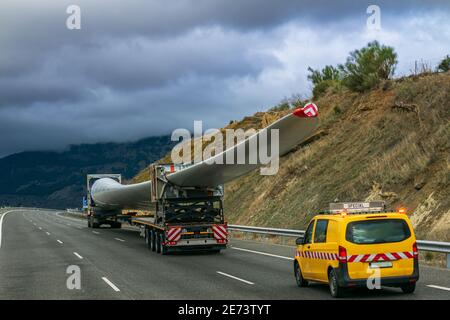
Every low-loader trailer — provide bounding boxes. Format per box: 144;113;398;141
86;164;228;254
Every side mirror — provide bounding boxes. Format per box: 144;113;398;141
295;237;304;245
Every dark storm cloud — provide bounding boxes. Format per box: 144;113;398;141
0;0;449;157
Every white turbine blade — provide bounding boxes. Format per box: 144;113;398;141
166;105;319;187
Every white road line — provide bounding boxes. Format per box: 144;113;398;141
38;227;42;230
92;231;100;234
114;238;125;242
0;210;17;248
46;232;51;235
427;285;450;292
57;240;63;244
217;271;254;285
102;277;121;292
73;252;83;259
231;246;293;260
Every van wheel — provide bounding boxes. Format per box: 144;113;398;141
328;269;343;298
401;282;416;294
294;262;308;287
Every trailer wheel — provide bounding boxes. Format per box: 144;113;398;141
150;229;156;252
145;228;151;249
156;231;161;254
111;222;121;229
159;233;168;255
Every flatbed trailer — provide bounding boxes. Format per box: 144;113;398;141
130;215;227;254
87;164;228;255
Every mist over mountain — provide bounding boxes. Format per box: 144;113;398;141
0;136;175;209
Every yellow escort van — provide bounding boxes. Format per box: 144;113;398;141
293;201;419;298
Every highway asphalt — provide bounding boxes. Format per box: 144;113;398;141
0;208;449;300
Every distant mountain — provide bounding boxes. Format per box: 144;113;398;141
0;136;175;209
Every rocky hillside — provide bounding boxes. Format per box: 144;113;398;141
0;136;175;209
133;72;450;241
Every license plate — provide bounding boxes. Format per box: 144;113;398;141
370;261;393;269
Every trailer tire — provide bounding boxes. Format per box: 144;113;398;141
145;228;151;249
156;231;161;254
150;229;156;252
112;222;121;229
159;233;168;255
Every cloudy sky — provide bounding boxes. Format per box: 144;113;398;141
0;0;449;157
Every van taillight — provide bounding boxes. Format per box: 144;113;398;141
338;246;347;263
412;242;418;259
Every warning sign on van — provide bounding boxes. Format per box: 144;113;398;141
329;201;385;213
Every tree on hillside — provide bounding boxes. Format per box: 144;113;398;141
437;55;450;72
307;65;341;85
338;41;398;92
307;65;341;99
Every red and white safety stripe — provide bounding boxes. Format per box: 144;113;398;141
212;224;227;240
167;227;182;242
347;252;414;262
297;250;415;262
298;251;338;260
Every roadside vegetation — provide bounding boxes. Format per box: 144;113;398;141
133;43;450;241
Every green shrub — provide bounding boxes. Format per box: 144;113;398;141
437;55;450;72
339;41;398;92
307;65;341;99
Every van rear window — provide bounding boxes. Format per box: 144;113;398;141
346;219;411;244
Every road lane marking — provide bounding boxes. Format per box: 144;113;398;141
38;227;42;230
46;232;51;235
427;285;450;292
0;210;18;248
57;240;64;244
114;238;125;242
73;252;83;259
102;277;121;292
216;271;254;285
92;231;100;234
231;246;293;260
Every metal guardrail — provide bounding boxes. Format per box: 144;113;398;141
416;240;450;254
228;224;304;238
228;224;450;268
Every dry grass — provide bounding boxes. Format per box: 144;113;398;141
132;72;450;240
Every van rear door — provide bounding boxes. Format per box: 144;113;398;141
344;217;416;279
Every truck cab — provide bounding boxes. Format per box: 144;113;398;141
294;201;419;297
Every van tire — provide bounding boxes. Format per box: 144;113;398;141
294;262;308;287
328;269;343;298
400;282;416;294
